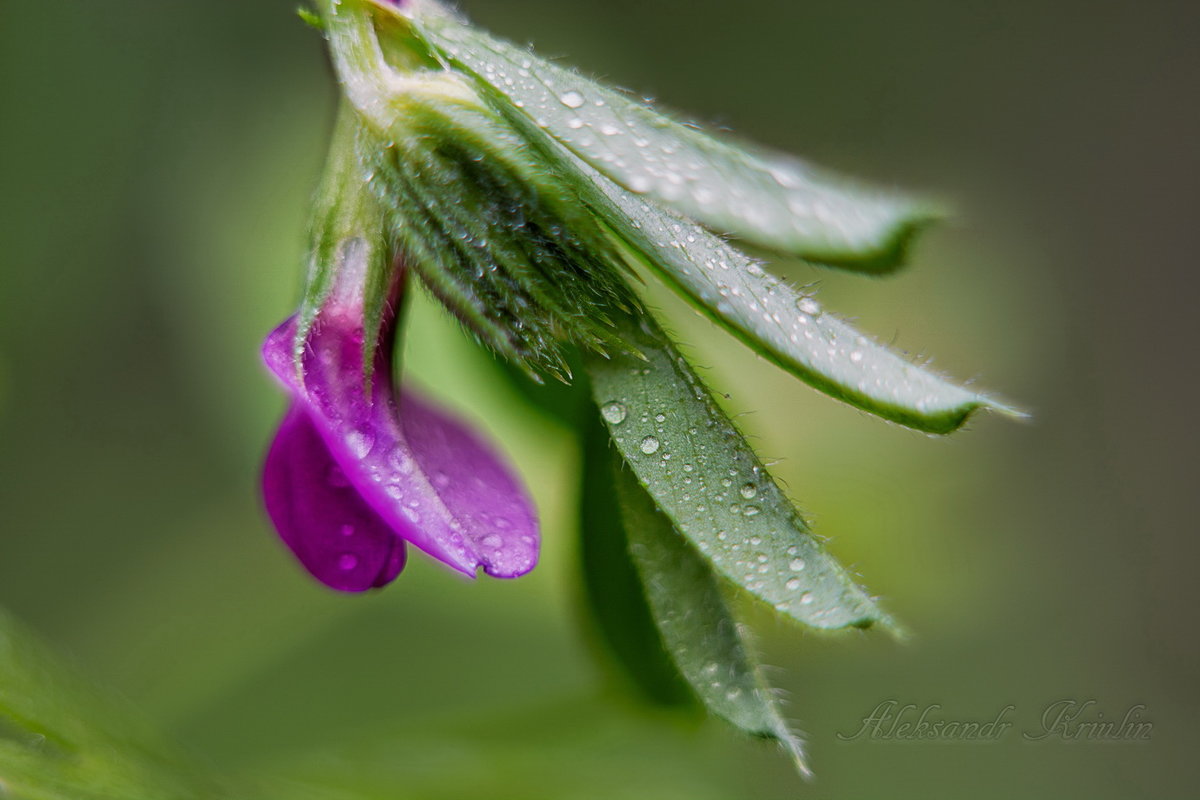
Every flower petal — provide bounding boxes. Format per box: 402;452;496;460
263;404;407;592
398;387;539;578
263;314;539;579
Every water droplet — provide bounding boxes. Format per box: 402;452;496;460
790;557;806;572
796;297;821;316
769;166;802;188
640;436;661;455
628;175;652;193
786;577;803;591
483;534;503;549
559;90;585;109
743;505;761;517
567;117;585;129
655;413;666;423
850;350;864;363
601;401;628;424
346;430;374;458
388;447;415;475
799;591;815;605
338;554;359;572
739;483;758;500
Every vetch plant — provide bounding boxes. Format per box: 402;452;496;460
259;0;1024;779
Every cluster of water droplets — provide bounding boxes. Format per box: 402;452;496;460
597;184;983;427
418;15;992;432
314;409;533;575
595;371;876;627
422;16;906;255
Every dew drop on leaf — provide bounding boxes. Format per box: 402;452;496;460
559;90;585;109
601;401;628;424
796;297;821;316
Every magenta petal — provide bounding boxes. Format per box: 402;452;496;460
263;404;407;592
398;388;539;578
263;314;540;579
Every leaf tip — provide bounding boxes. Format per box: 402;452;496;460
778;728;814;781
983;395;1032;423
811;204;943;275
296;6;324;31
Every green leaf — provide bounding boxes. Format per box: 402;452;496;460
578;412;696;708
363;80;641;379
582;166;1021;433
584;311;895;632
392;0;935;270
0;609;227;800
614;459;810;778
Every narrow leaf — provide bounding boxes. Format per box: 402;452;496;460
584;167;1019;433
584;311;894;632
614;460;809;777
578;413;695;707
321;12;642;379
396;0;935;270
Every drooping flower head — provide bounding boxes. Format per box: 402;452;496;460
264;0;1022;776
261;109;537;592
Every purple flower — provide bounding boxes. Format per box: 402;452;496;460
261;262;539;592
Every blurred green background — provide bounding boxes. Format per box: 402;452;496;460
2;0;1196;797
